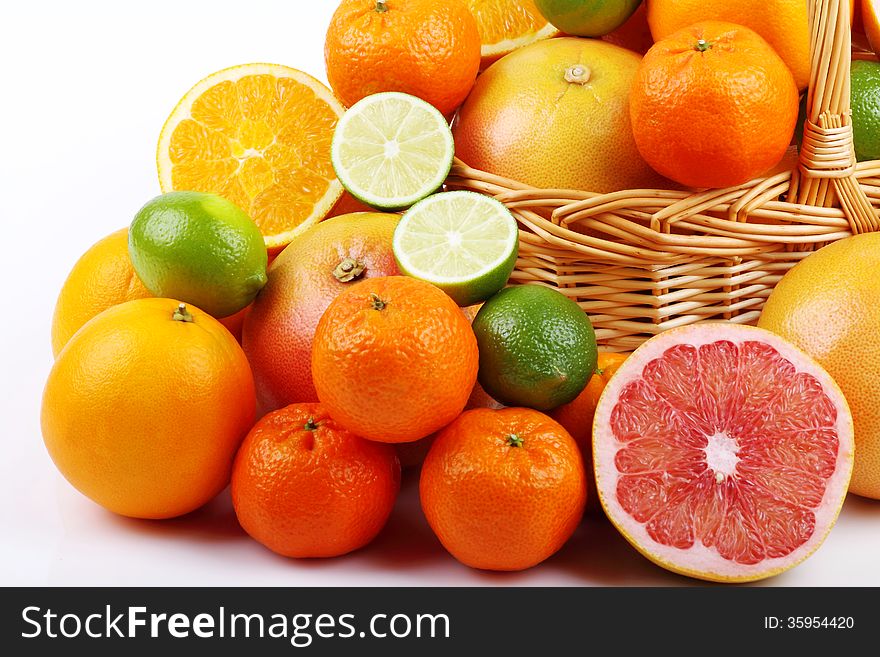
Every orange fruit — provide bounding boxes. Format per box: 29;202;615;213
51;228;151;357
453;37;668;194
864;1;880;56
550;351;629;509
420;407;587;571
601;3;654;54
41;298;256;519
243;212;401;414
324;0;481;116
630;21;799;189
312;276;478;443
464;0;559;67
593;324;853;582
157;63;345;253
231;403;400;558
646;0;812;90
759;233;880;499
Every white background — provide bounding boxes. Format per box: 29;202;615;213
2;0;878;587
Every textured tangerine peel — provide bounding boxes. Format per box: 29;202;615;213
593;324;854;583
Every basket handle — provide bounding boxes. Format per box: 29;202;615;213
795;0;878;233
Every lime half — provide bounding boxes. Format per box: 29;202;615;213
393;191;519;306
331;92;455;210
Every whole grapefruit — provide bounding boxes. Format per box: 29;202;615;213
242;212;400;414
453;37;668;194
759;234;880;499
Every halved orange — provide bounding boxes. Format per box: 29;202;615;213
157;63;345;252
465;0;559;67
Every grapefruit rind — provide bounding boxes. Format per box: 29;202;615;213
156;63;345;252
592;324;854;583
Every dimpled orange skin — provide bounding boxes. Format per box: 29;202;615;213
630;21;799;189
41;298;256;519
242;213;400;414
646;0;814;90
324;0;481;116
312;276;478;444
51;228;152;357
231;403;400;558
453;37;670;194
420;408;586;571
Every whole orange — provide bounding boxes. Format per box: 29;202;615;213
630;21;799;189
646;0;813;90
242;213;400;414
51;228;151;357
312;276;478;443
41;298;256;519
324;0;481;116
453;37;668;194
231;403;400;558
420;407;586;571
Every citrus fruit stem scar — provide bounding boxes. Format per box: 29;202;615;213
564;65;591;85
695;39;712;52
375;0;388;13
172;303;194;323
304;418;319;431
370;293;387;311
333;258;366;283
507;434;524;448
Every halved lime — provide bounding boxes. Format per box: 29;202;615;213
330;92;455;210
393;191;519;306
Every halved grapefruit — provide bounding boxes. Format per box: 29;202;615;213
593;324;854;583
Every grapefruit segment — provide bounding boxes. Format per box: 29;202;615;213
594;324;854;582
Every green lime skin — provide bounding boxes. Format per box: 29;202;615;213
534;0;641;37
851;60;880;162
472;285;598;411
129;192;268;318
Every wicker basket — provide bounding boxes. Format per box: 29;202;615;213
448;0;879;352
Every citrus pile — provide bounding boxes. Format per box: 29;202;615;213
40;0;880;582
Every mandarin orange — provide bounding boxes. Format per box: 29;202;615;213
324;0;481;116
232;403;400;558
420;407;586;571
312;276;478;443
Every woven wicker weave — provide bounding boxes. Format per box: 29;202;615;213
448;0;879;352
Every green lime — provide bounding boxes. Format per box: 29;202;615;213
129;191;267;318
393;191;519;306
330;92;455;210
534;0;641;37
851;60;880;162
472;285;597;411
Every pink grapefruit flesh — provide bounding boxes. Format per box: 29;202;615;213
593;324;854;582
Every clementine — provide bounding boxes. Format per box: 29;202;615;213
630;21;799;189
420;407;586;571
646;0;813;90
231;403;400;558
325;0;481;116
312;276;478;443
41;299;256;519
243;213;400;414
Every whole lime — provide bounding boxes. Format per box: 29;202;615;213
534;0;641;37
851;60;880;162
129;192;267;318
472;285;597;411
